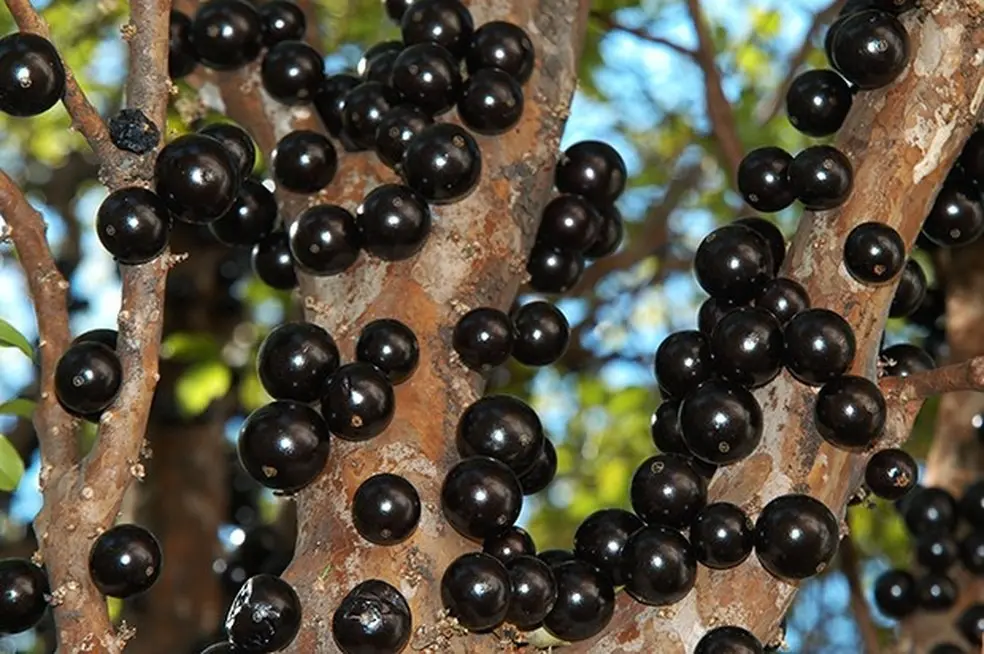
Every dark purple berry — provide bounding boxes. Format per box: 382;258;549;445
457;68;524;135
0;558;49;634
342;81;400;150
917;573;958;611
698;297;739;335
54;341;122;418
905;487;958;535
755;494;839;581
261;40;325;105
916;534;958;573
922;178;984;247
960;530;984;574
506;556;556;630
631;454;707;528
537;194;603;253
511;301;569;367
543;560;615;642
0;33;65;117
273;130;337;194
679;380;763;465
168;10;197;79
755;278;809;324
651;401;688;455
621;524;697;606
441;552;509;631
257;322;340;403
788;145;853;211
710;307;784;388
390;43;461;115
466;20;535;83
959;604;984;646
456;394;544;475
881;343;934;377
829;10;910;89
961;480;984;528
96;187;171;265
200;122;256;179
653;330;714;398
814;375;886;451
890;259;927;318
321;362;395;441
585;203;623;259
155;134;240;223
783;308;856;385
786;69;852;137
403;123;481;203
844;222;905;284
694;224;775;303
358;41;403;79
356;319;419;385
874;568;917;618
555;140;627;205
373;105;432;169
695;626;763;654
225;574;301;651
573;509;644;586
259;1;306;46
538;549;575;568
400;0;474;58
251;230;298;290
190;0;263;70
88;524;162;598
237;401;331;492
209;178;277;247
527;245;584;293
864;448;917;500
736;147;795;213
483;526;535;564
357;184;431;261
352;473;420;545
452;307;513;372
313;74;360;137
735;216;785;273
690;502;754;570
384;0;414;23
518;438;557;495
332;579;411;654
441;456;523;541
288;204;362;276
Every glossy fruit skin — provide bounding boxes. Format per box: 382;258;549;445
538;549;575;568
585;203;623;258
402;123;482;203
313;74;360;137
352;473;421;546
483;526;536;564
527;245;584;293
921;179;984;247
783;308;856;385
754;494;839;580
456;395;544;475
342;81;400;150
736;147;795;213
621;524;697;606
537;194;603;253
55;341;122;417
874;569;917;618
257;322;340;403
555;140;627;206
321;363;395;441
356;319;419;384
651;400;687;455
518;438;557;495
190;0;264;70
273;130;337;194
679;380;763;466
960;530;984;574
261;41;325;105
441;456;523;541
441;552;509;631
452;307;514;371
881;343;935;377
829;10;910;89
698;297;738;335
755;278;809;325
814;375;886;451
71;328;119;351
168;10;197;79
384;0;414;23
735;217;785;274
226;574;302;652
359;41;403;78
961;480;984;527
357;184;431;261
401;0;474;58
844;221;905;284
653;330;714;398
89;524;162;598
209;179;278;246
506;556;556;630
0;33;65;117
0;558;49;634
511;301;569;367
251;230;298;290
237;401;332;492
332;579;411;654
864;448;917;500
904;487;958;535
788;145;853;210
695;626;764;654
916;534;958;573
918;573;958;611
710;307;784;389
457;68;524;135
374;105;433;169
289;204;362;276
959;604;984;646
573;509;644;586
890;259;927;318
786;69;852;138
200;122;256;180
631;454;707;528
259;1;306;46
694;224;775;303
543;560;615;642
96;187;171;265
690;502;754;570
466;20;535;83
389;43;461;115
155;134;240;223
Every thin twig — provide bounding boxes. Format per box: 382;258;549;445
840;533;882;654
882;355;984;404
589;10;697;60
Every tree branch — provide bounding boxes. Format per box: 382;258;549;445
588;10;697;60
883;355;984;403
840;533;881;654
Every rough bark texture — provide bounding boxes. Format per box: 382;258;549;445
572;3;984;651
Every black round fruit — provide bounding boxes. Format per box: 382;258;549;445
735;216;786;274
390;43;461;115
829;9;910;89
843;222;905;284
917;573;958;611
359;41;403;80
904;487;958;535
259;1;306;46
788;145;853;211
921;179;984;247
890;259;927;318
352;473;421;546
697;297;738;336
400;0;474;58
226;574;302;652
209;179;278;246
457;68;524;135
631;454;707;528
543;560;615;642
959;604;984;646
710;307;784;389
257;322;340;403
690;502;755;570
881;343;935;377
651;401;688;455
572;508;644;586
783;308;856;385
54;341;122;418
88;524;162;598
321;363;395;441
537;194;603;253
441;456;523;541
168;10;197;79
653;330;714;398
332;579;411;654
754;494;839;580
511;301;570;367
289;204;362;276
555;140;627;206
313;73;360;137
357;184;431;261
814;375;886;451
483;526;536;564
190;0;264;70
374;105;433;169
916;534;958;573
342;81;400;150
452;307;514;371
402;123;482;203
273;130;337;194
237;401;332;492
695;626;764;654
679;380;763;465
736;147;795;213
0;33;65;117
0;558;49;634
755;277;810;324
96;187;171;265
356;319;419;384
155;134;240;223
621;524;697;606
251;230;298;290
384;0;414;23
456;395;544;475
694;224;775;303
527;245;584;293
261;40;325;105
786;69;852;138
874;569;918;619
506;556;556;630
864;448;917;500
441;552;510;631
518;437;557;495
960;530;984;574
466;20;535;83
585;203;624;259
538;549;575;568
960;480;984;527
199;123;255;181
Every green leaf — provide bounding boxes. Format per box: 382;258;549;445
160;332;222;362
175;360;232;418
0;398;36;420
0;318;33;360
0;434;25;492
